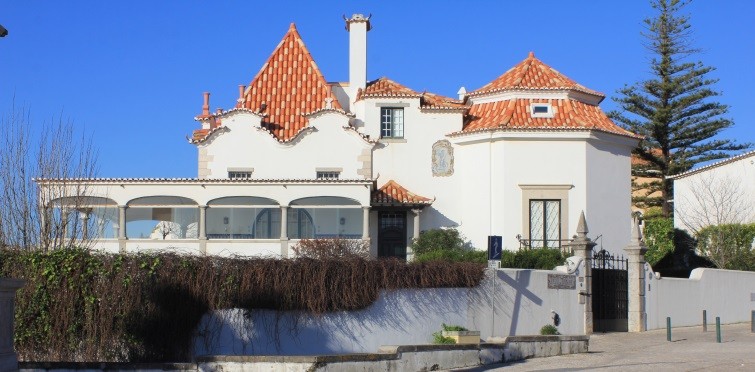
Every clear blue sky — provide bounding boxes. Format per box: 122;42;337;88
1;0;753;178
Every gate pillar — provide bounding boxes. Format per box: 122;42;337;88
624;215;648;332
567;211;596;335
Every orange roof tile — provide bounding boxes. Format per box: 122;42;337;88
469;52;603;98
371;180;433;207
234;23;342;141
461;98;641;138
358;77;421;100
358;77;465;111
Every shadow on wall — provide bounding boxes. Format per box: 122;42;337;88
468;270;544;338
193;287;471;356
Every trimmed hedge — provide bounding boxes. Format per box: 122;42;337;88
0;248;485;363
500;248;566;270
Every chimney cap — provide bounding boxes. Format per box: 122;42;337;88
344;13;372;31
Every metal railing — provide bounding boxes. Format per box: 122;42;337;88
515;234;573;255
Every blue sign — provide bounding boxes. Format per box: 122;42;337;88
487;235;502;260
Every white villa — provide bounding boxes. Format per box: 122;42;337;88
39;15;641;258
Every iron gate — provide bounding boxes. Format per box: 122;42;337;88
591;249;628;332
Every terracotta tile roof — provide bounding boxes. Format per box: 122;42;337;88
420;92;466;111
371;180;433;207
234;23;342;141
358;77;465;111
460;98;641;139
358;77;421;100
35;178;374;185
469;52;603;98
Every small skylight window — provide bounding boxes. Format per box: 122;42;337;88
530;103;554;118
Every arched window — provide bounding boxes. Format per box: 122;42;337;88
289;197;362;239
126;196;198;239
48;196;118;240
207;197;280;239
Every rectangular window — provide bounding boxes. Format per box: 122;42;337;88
380;107;404;138
228;171;253;180
529;199;561;248
316;171;340;180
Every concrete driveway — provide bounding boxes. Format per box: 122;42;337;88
456;323;755;371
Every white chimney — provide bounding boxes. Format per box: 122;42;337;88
345;14;371;101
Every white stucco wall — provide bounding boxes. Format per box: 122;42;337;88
585;135;635;254
366;98;465;231
199;111;372;180
645;267;755;330
192;268;584;356
673;152;755;233
451;131;635;254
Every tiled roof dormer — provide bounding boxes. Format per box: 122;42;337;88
358;77;465;111
371;180;433;207
468;52;604;99
235;23;343;141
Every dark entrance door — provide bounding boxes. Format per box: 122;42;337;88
378;211;407;259
591;249;628;332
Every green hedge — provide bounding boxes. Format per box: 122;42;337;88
500;248;566;270
0;248;485;363
643;217;675;265
697;223;755;271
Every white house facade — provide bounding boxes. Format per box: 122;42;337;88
671;150;755;233
39;15;641;258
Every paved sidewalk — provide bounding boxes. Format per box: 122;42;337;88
456;323;755;371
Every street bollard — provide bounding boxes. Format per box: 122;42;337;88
716;317;721;343
751;310;754;333
703;310;707;332
667;317;671;341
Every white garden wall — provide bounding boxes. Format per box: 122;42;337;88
645;267;755;330
192;268;584;357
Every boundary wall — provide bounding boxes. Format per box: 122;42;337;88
645;267;755;330
193;268;585;356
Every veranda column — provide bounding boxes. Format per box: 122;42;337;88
280;206;289;257
409;208;422;261
79;209;90;241
567;211;596;335
198;205;208;254
118;205;127;252
361;206;370;239
624;216;648;332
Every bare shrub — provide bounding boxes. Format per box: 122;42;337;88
292;238;370;259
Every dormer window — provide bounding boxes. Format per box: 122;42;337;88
530;103;554;118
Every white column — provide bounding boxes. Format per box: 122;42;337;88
198;205;207;240
280;206;289;240
362;206;370;239
118;205;127;253
118;205;127;239
408;208;423;261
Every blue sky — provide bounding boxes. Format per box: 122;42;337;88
1;0;753;178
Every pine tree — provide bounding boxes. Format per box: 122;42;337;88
610;0;750;217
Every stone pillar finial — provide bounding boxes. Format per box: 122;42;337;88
630;214;642;243
576;211;588;237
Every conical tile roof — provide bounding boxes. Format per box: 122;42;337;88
469;52;603;98
236;23;342;140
